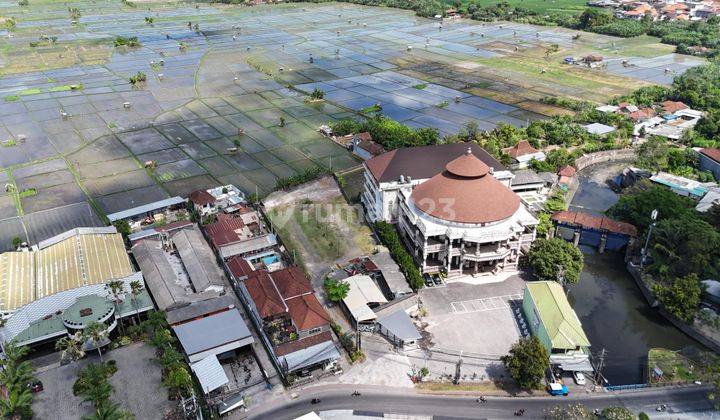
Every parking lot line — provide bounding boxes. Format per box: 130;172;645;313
450;293;523;314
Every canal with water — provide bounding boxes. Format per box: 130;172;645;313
566;162;701;386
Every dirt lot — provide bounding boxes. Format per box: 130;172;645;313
264;176;375;282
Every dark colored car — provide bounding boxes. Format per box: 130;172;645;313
423;274;434;287
28;380;43;393
432;275;443;286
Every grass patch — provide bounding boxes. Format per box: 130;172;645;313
2;139;17;147
4;95;20;102
647;348;713;384
412;83;428;90
18;88;42;96
361;104;382;114
18;188;37;198
436;100;449;108
48;85;71;92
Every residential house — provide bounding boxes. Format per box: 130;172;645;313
189;189;217;217
349;132;386;161
502;140;546;168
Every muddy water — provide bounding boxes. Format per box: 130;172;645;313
565;163;700;385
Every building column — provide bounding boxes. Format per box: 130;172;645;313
573;230;581;247
599;233;607;253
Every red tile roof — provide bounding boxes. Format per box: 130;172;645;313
502;140;539;159
205;214;245;247
661;100;687;114
701;148;720;163
411;150;520;224
245;271;286;319
188;189;215;205
356;140;386;156
629;108;656;122
271;266;312;300
557;166;576;177
273;331;333;357
285;294;331;332
552;210;637;236
226;255;255;280
356;132;372;142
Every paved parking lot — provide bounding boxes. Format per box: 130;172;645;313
413;275;527;382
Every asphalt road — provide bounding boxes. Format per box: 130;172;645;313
247;384;716;419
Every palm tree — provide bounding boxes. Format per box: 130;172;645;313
56;333;85;363
153;345;183;374
81;381;112;408
129;280;144;325
144;310;167;334
81;402;134;420
82;322;109;362
106;280;125;333
0;387;33;420
162;365;192;399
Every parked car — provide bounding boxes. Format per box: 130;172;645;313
424;274;434;287
573;371;586;386
547;382;568;396
432;275;443;286
28;380;43;393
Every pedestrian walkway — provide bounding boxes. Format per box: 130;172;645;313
450;294;523;314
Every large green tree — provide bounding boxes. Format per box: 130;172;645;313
501;336;549;389
323;278;350;302
527;238;584;284
606;182;696;233
652;274;703;323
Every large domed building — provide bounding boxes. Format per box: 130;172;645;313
362;143;538;277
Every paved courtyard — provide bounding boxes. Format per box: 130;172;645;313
33;342;173;420
412;275;528;382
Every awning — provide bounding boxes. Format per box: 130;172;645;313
555;358;594;373
191;355;229;394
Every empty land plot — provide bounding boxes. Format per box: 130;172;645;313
265;176;375;280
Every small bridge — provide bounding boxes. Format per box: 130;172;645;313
551;211;637;252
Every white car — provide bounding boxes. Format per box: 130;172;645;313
573;371;587;386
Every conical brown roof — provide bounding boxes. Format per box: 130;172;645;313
410;149;520;224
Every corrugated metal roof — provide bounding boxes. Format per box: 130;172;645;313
191;355;229;394
370;250;411;296
342;275;387;323
377;309;421;341
107;197;185;222
526;281;590;350
172;310;253;356
218;234;277;259
277;337;340;373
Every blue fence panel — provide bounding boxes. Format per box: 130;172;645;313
605;233;629;251
579;229;602;247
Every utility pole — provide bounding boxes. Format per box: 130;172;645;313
640;209;658;268
595;348;607;386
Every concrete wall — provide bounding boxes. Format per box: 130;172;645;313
522;289;552;352
574;149;636;171
699;154;720;181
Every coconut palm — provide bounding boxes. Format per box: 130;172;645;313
81;402;134;420
144;310;167;334
56;333;85;363
81;381;113;408
82;322;109;362
106;280;125;333
129;280;144;324
0;387;33;420
162;365;192;399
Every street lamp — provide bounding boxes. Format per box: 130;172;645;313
640;209;658;269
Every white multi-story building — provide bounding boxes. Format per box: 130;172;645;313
362;143;538;277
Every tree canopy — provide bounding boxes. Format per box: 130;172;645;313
324;278;350;302
527;238;584;284
501;336;549;389
652;274;703;323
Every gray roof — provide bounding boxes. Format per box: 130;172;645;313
696;188;720;213
218;233;277;259
537;172;558;185
166;295;236;325
107;196;185;222
370;250;411;295
702;280;720;299
278;339;340;373
131;230;225;311
511;170;546;186
173;310;253;356
190;355;229;394
172;227;226;291
377;309;421;341
584;123;616;136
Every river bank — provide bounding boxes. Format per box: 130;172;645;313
566;162;704;386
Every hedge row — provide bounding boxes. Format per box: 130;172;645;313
374;221;424;290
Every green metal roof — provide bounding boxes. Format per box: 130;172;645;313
62;295;114;327
526;281;591;350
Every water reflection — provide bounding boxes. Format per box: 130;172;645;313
567;163;700;385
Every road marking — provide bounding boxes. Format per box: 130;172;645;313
450;293;523;314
